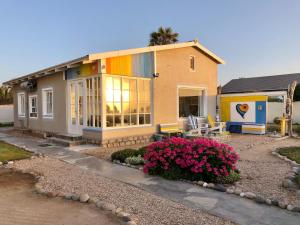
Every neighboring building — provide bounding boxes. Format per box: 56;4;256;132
221;73;300;123
4;40;224;145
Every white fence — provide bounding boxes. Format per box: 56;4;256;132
0;104;13;123
268;102;300;123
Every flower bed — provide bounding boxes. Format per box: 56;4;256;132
143;137;239;183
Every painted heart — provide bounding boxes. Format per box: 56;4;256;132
236;104;249;118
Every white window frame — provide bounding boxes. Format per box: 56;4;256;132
29;95;38;119
190;55;195;71
177;85;207;120
17;92;25;117
42;87;53;119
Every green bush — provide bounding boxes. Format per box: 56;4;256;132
125;155;145;165
293;125;300;135
273;117;281;125
136;146;147;157
111;149;138;162
267;123;280;133
213;171;240;184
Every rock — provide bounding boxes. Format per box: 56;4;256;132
255;196;266;204
207;183;215;188
244;192;256;199
113;207;123;214
64;194;72;200
88;197;98;203
7;161;14;165
203;182;208;187
296;190;300;196
287;205;294;211
117;212;131;222
197;181;204;186
234;188;242;195
266;199;272;205
31;156;36;159
279;202;287;209
282;179;297;189
213;184;226;192
271;199;279;206
292;167;300;173
226;188;234;194
126;221;137;225
71;194;80;201
240;192;245;197
291;206;300;212
101;202;116;211
291;161;298;166
79;193;89;203
96;201;104;208
0;162;3;166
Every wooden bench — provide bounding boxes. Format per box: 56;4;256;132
159;123;183;138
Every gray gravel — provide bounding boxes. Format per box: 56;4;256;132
224;135;300;206
13;157;235;225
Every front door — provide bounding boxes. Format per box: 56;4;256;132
68;80;85;134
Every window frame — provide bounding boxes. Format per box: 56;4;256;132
17;92;26;117
189;55;195;71
104;75;152;129
42;87;54;119
28;95;38;119
177;86;207;120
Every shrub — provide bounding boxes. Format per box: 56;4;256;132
213;171;240;184
143;137;239;182
136;146;147;157
111;149;138;162
125;155;145;165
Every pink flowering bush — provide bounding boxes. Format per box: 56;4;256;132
143;137;239;182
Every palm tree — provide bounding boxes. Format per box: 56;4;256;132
149;27;179;46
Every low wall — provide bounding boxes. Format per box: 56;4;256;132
0;104;13;123
267;102;300;123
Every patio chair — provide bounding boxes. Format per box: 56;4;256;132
186;115;208;137
207;114;226;134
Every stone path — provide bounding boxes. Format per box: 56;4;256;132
1;131;300;225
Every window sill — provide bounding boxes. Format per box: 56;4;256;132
103;124;153;130
42;115;53;119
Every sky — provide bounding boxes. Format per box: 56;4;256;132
0;0;300;85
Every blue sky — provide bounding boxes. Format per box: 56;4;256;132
0;0;300;85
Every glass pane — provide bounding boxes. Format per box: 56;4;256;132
145;102;151;113
131;115;137;125
139;114;145;125
123;103;129;114
115;115;121;126
106;115;114;127
78;82;84;125
113;78;121;90
106;103;113;114
114;90;121;102
123;79;129;90
122;90;129;102
124;115;130;126
145;114;151;124
106;77;113;90
139;103;145;113
114;103;121;114
106;89;114;102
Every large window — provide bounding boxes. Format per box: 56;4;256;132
178;88;205;118
29;95;38;118
17;92;25;117
106;76;151;127
42;88;53;118
86;77;101;127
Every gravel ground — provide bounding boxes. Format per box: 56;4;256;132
224;134;300;206
13;157;235;225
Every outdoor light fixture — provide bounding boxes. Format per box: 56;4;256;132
152;73;159;78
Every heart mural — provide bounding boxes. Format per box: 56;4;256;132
236;104;249;118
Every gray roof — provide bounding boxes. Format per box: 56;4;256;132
222;73;300;94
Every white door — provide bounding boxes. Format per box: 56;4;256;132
68;80;85;134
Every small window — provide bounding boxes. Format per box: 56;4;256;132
178;88;205;118
29;95;38;118
42;88;53;118
17;93;25;117
190;56;195;71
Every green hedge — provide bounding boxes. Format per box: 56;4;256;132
111;146;147;162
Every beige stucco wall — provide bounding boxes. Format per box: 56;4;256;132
102;46;219;139
13;72;67;133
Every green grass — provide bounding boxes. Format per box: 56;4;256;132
278;147;300;164
0;141;32;162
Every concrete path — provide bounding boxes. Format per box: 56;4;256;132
1;131;300;225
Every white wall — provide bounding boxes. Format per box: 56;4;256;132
267;102;300;123
0;104;14;123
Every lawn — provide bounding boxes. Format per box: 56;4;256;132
0;141;32;162
278;146;300;164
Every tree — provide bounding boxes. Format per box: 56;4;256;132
0;86;13;105
149;27;179;46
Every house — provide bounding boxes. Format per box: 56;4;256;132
3;40;224;146
221;73;300;124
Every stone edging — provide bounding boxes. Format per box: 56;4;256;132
1;156;137;225
113;160;300;213
271;149;300;191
